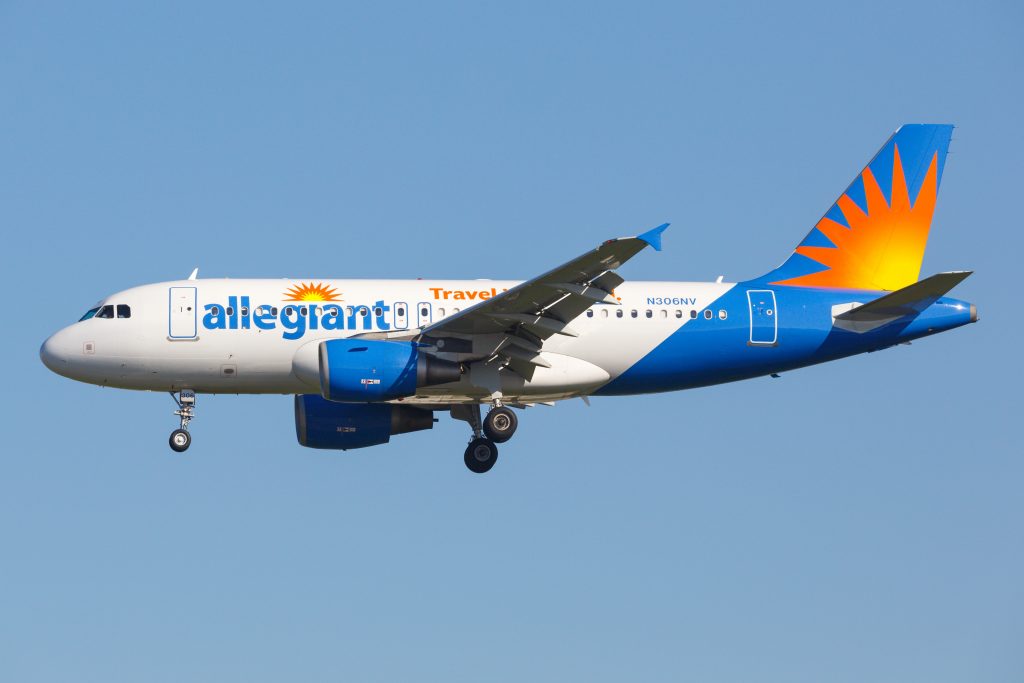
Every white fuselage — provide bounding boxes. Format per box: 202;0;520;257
41;278;736;403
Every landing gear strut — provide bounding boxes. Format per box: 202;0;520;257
169;389;196;453
451;403;499;473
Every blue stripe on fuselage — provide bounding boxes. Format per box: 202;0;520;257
594;284;973;396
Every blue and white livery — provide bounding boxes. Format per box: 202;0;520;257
40;124;977;472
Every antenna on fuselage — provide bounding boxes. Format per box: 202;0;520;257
187;268;199;281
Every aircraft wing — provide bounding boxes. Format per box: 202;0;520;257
414;223;668;376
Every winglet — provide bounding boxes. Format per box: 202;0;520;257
637;223;670;251
187;267;199;281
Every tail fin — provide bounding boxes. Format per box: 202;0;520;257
763;124;954;291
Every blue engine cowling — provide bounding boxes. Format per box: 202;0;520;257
318;339;462;402
295;394;435;450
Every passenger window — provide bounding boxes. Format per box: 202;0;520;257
704;309;713;320
719;309;728;320
271;307;278;316
373;306;383;317
96;305;115;319
116;304;131;319
283;306;293;316
438;307;446;316
359;307;369;317
660;310;667;318
645;310;653;318
396;306;406;316
79;307;100;321
226;306;235;316
345;306;354;316
631;310;638;318
240;306;249;317
586;310;594;318
675;310;683;318
453;308;461;314
300;307;308;317
616;309;623;318
690;310;698;319
420;306;429;317
601;309;609;318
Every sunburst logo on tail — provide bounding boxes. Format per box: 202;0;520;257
773;145;939;291
283;282;342;302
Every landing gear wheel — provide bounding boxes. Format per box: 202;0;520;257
464;437;498;473
169;429;191;453
483;406;518;443
169;391;196;453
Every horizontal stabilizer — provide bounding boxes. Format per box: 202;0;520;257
835;271;972;324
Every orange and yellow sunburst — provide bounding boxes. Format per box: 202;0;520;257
283;282;342;302
774;145;939;291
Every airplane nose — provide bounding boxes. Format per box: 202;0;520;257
40;331;71;374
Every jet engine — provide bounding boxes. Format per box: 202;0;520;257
318;339;462;402
295;394;435;450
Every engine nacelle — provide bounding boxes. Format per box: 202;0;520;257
295;394;435;450
319;339;462;402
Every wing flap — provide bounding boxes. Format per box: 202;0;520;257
497;343;552;368
488;313;580;337
592;271;624;292
544;282;619;304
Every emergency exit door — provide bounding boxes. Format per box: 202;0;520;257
393;301;409;329
169;287;197;339
416;302;432;327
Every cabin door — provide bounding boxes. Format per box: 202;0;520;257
747;289;777;345
168;287;198;339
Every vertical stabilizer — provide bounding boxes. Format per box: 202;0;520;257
763;124;954;291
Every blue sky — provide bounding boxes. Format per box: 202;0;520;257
2;1;1021;681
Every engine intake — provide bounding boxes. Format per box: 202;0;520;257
295;395;435;450
318;339;462;402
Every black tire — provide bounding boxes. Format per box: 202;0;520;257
169;429;191;452
483;406;518;443
464;437;498;473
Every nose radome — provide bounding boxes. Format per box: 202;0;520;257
40;330;71;374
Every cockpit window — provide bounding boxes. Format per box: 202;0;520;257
96;305;115;319
117;304;131;319
79;307;100;321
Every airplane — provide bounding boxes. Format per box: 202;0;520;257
40;124;977;473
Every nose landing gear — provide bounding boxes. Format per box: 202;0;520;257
169;390;196;452
169;429;191;452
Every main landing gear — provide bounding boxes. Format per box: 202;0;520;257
483;406;518;443
452;402;520;473
169;389;196;452
465;438;498;474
